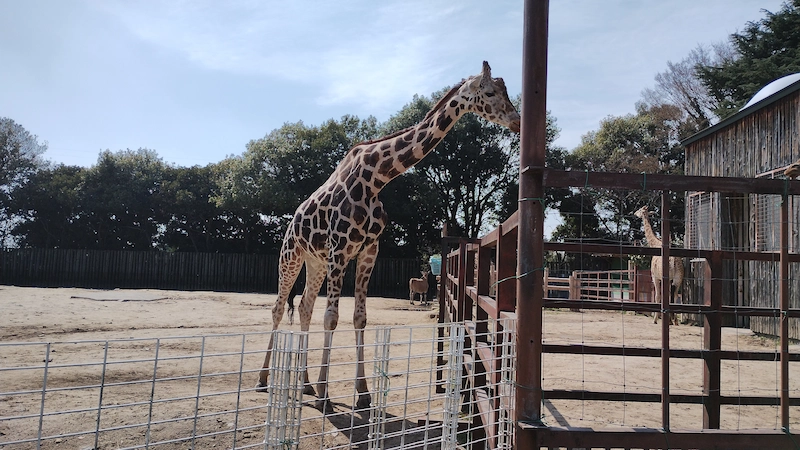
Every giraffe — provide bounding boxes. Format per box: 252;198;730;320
257;61;521;412
634;205;685;325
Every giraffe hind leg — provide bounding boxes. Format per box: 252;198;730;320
256;245;304;391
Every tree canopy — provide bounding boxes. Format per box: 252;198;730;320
697;0;800;119
0;118;47;247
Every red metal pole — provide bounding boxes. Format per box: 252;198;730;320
660;193;671;430
780;195;790;428
516;0;548;447
702;252;722;428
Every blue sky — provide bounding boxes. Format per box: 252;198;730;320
0;0;787;169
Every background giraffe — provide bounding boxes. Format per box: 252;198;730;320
257;61;521;412
634;205;685;325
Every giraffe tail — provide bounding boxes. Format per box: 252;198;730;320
287;296;296;325
287;281;298;325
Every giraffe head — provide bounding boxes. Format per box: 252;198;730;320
633;205;650;220
460;61;521;133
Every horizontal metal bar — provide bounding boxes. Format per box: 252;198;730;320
0;330;274;347
543;389;800;406
543;298;800;317
545;241;800;262
535;167;800;195
543;344;799;361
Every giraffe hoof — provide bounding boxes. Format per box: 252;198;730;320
356;394;371;410
315;398;334;414
255;382;269;393
303;384;316;396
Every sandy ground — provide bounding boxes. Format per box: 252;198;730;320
1;285;799;449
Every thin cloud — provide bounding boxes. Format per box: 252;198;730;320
93;0;520;114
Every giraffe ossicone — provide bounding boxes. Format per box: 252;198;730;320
257;61;521;413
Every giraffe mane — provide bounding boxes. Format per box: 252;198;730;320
352;80;467;149
423;79;466;121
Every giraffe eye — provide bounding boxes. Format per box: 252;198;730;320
485;92;495;98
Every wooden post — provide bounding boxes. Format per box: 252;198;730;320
436;234;449;394
476;244;492;338
457;240;468;322
497;225;518;312
516;0;548;447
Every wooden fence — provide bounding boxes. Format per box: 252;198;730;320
439;169;800;449
0;249;420;298
545;266;653;302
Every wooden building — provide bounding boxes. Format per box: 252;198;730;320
682;73;800;335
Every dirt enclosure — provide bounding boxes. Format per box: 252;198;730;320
2;285;800;449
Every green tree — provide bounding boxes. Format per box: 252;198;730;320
222;116;379;218
80;149;168;250
210;157;288;253
0;118;47;248
158;164;239;252
697;0;800;118
9;165;87;248
558;103;686;246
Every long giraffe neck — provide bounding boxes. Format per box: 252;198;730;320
341;82;470;195
641;214;662;247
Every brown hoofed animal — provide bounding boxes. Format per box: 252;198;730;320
634;206;685;325
257;62;521;412
409;271;430;305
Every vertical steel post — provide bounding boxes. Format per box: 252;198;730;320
660;193;671;430
516;0;548;447
703;252;722;429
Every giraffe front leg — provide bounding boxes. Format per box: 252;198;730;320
652;278;661;324
299;262;326;397
353;327;370;410
316;327;336;413
315;254;346;413
670;285;680;326
353;242;378;410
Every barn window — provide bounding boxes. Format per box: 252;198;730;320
687;191;717;250
753;193;782;251
754;169;798;252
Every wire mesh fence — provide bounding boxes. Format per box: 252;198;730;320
0;321;517;450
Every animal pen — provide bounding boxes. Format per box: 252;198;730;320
4;1;800;449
